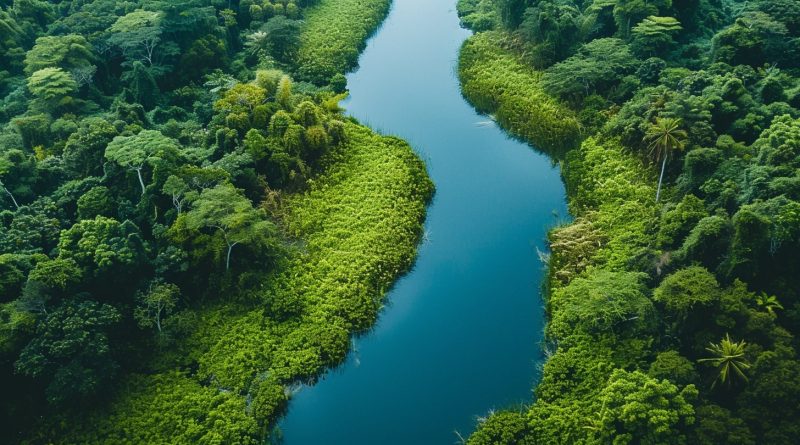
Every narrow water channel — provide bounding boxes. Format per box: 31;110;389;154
278;0;568;442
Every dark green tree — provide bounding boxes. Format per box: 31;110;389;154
14;299;121;405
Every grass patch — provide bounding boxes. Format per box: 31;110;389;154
458;31;581;157
295;0;391;84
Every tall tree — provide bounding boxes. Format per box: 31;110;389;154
134;281;179;335
183;184;276;270
57;217;146;279
23;34;95;75
105;130;181;195
108;10;177;74
631;16;682;57
644;117;687;202
0;156;20;209
27;67;78;107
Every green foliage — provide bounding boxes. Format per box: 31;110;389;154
55;122;431;444
698;333;750;388
459;31;580;155
457;0;499;33
23;34;94;76
460;1;800;443
128;61;160;110
27;67;77;106
183;184;278;270
260;16;302;63
295;0;391;83
27;258;82;295
561;137;657;269
467;411;531;445
105;130;181;195
1;1;435;442
593;369;697;444
57;217;146;278
657;194;708;248
541;38;639;102
631;16;682;57
108;10;169;69
517;0;582;67
690;404;755;445
645;117;688;202
654;266;719;321
60;371;260;444
648;350;699;387
15;299;121;405
737;346;800;444
77;186;115;220
134;281;179;335
63;117;119;178
549;269;654;339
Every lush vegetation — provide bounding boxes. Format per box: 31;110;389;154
295;0;391;84
459;31;580;156
459;0;800;443
0;0;430;443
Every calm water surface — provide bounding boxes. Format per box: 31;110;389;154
278;0;567;442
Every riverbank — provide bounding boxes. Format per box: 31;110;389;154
277;0;568;441
41;121;432;444
458;32;580;157
295;0;392;84
458;0;800;441
21;1;433;442
458;28;664;445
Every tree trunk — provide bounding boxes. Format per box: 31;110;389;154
136;167;146;195
2;185;20;209
226;242;239;270
656;157;667;203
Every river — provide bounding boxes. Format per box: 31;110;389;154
278;0;567;443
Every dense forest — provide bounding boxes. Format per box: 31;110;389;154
459;0;800;443
0;0;433;443
4;0;800;442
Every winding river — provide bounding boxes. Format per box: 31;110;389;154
278;0;567;442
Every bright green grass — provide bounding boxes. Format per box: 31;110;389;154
458;31;581;156
44;122;433;444
295;0;391;84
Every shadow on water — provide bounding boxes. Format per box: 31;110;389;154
277;0;568;443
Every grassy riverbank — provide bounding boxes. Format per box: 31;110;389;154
34;121;432;444
4;0;432;442
295;0;392;84
459;32;580;157
459;32;661;443
458;1;800;441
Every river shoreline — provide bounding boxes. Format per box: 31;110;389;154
278;1;567;443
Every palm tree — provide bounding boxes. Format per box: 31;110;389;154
756;293;784;316
698;333;750;388
644;117;688;202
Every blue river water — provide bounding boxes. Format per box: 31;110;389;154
278;0;568;443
